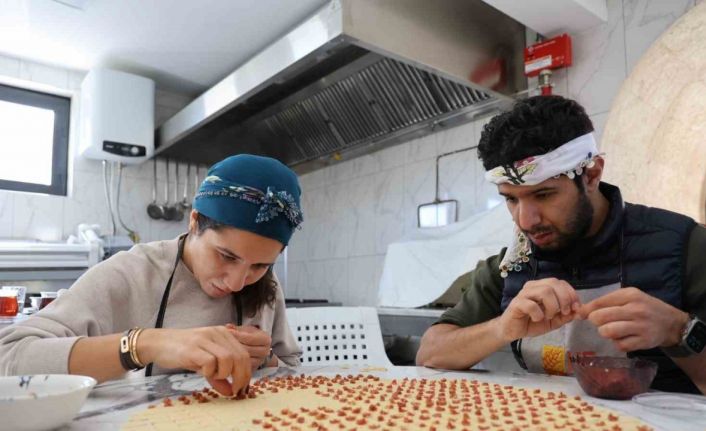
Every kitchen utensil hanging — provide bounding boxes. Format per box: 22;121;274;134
162;157;177;221
179;162;192;212
147;158;164;220
172;161;185;222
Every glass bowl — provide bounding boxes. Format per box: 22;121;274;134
571;356;657;400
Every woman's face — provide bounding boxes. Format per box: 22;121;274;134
185;212;283;299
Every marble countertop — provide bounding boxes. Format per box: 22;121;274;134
68;366;705;431
376;307;445;317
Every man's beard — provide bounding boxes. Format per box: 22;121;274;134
525;191;594;251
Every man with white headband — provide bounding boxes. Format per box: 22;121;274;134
417;95;706;394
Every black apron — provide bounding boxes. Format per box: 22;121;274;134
145;234;243;376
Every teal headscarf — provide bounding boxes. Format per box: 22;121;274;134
193;154;303;246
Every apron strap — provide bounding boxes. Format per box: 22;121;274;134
234;294;243;326
146;235;186;377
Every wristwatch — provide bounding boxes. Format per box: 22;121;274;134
662;314;706;357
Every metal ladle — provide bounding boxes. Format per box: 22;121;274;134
162;158;177;221
172;161;185;222
179;162;192;213
147;158;164;219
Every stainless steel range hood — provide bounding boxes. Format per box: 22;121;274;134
155;0;526;173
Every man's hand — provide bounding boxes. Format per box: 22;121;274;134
579;287;690;351
496;278;581;342
138;326;251;396
225;324;273;370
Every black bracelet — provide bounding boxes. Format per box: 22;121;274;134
119;328;144;371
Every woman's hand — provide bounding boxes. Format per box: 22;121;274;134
225;323;273;370
138;326;251;396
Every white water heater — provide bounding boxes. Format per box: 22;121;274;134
79;69;155;164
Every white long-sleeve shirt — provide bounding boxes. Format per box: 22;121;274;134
0;236;301;376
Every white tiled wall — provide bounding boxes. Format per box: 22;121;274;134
0;54;195;243
287;0;699;305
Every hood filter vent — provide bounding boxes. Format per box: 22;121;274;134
260;56;491;166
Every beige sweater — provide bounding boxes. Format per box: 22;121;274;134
0;237;301;376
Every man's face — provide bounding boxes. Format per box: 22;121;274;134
187;224;282;299
498;176;594;251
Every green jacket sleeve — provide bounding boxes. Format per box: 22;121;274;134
684;224;706;320
435;248;506;327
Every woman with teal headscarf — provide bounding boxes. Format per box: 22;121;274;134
0;154;304;396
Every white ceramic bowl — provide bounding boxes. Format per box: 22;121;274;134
0;374;96;431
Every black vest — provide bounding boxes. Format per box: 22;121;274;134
501;183;698;393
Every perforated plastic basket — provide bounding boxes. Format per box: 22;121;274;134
286;306;393;366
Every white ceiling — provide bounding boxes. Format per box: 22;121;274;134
481;0;607;36
0;0;328;96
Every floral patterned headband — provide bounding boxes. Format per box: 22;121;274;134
486;132;603;277
195;175;303;228
484;133;602;186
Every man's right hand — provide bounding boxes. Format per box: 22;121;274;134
138;326;251;396
496;278;581;342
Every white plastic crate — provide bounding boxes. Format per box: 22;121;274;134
286;306;392;367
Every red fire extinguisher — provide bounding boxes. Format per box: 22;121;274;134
524;34;572;96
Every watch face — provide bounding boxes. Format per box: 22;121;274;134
686;320;706;353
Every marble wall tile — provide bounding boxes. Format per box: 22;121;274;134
567;0;627;116
402;158;436;235
472;114;495;148
324;258;349;304
376;143;407;171
0;192;14;238
438;150;473;203
348;153;380;179
590;111;610;148
346;255;379;306
115;175;156;243
272;260;287;294
405;133;437;164
305;186;332;261
321;183;354;259
289;261;314;299
282;261;301;298
374;254;385;300
299;167;328;192
347;175;377;257
624;0;693;71
71;156;103;177
148;219;189;243
324;158;356;185
373;167;405;255
436;121;476;154
13;192;65;241
62;169;115;239
287;218;310;263
296;260;333;301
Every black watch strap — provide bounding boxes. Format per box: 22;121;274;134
119;328;145;371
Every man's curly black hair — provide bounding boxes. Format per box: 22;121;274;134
477;95;594;171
